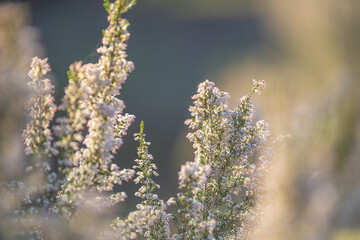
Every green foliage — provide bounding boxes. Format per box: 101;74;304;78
103;0;110;12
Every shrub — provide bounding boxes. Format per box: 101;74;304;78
3;0;273;239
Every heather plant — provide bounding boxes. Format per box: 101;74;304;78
54;0;136;217
168;79;270;239
2;0;274;239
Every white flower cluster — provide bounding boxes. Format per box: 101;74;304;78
55;0;136;218
178;162;212;191
168;160;214;240
170;79;270;239
23;57;57;157
21;57;59;210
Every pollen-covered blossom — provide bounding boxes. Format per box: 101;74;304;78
56;0;136;218
177;79;271;238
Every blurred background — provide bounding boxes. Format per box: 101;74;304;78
1;0;360;239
